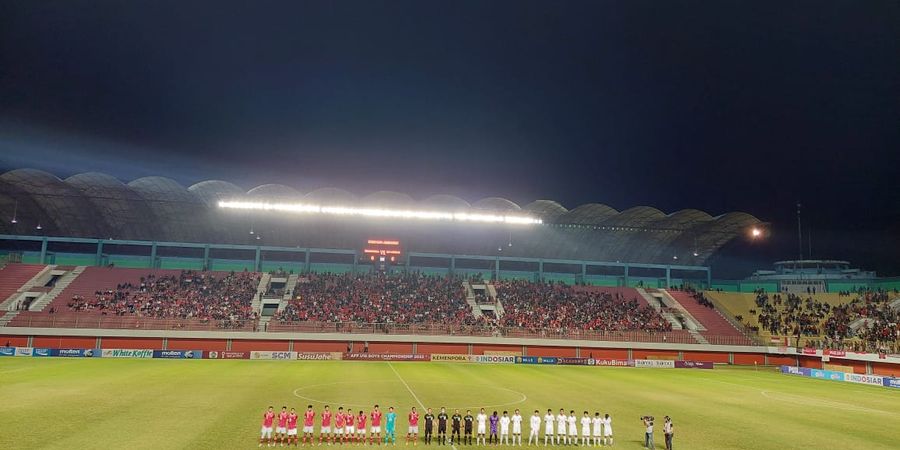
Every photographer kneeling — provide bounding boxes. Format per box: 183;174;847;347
640;416;654;449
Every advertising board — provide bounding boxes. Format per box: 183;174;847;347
205;351;250;359
55;348;99;358
102;348;154;358
845;373;884;386
153;350;202;359
470;355;516;364
591;359;633;367
634;359;675;368
674;361;713;369
432;354;471;363
250;351;297;360
296;352;340;361
343;353;430;362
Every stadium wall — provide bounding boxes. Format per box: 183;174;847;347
3;327;898;373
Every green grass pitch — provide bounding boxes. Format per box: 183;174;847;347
1;359;899;449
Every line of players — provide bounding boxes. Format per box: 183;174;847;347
260;405;614;447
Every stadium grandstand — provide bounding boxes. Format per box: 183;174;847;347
0;168;897;357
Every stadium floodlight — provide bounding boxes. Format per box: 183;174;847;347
217;201;543;225
751;227;762;237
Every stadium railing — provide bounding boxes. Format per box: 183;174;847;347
7;315;755;346
8;314;255;332
266;321;757;346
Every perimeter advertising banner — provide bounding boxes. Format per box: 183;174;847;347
102;348;154;358
845;373;884;386
205;351;250;359
296;352;340;361
634;359;675;368
674;361;714;369
30;348;52;357
14;347;33;357
0;347;14;356
780;365;812;376
807;368;845;381
55;348;99;358
250;351;297;360
557;357;592;366
515;356;558;365
343;353;430;362
592;359;633;367
432;354;471;363
470;355;516;364
152;350;202;359
883;378;900;389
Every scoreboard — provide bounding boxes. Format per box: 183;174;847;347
363;239;402;264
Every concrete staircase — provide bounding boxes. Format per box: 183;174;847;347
28;266;86;311
486;284;504;317
252;273;271;315
462;281;483;318
277;273;299;312
636;288;683;330
688;330;709;345
258;315;272;332
0;264;52;311
0;311;18;327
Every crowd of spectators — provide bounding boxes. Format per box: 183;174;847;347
740;288;899;354
494;280;672;333
67;270;260;329
273;272;476;326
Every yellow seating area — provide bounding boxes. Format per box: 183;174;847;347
704;291;859;343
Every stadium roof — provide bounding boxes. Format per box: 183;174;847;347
0;169;762;264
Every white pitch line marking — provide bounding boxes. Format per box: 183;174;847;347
388;363;459;450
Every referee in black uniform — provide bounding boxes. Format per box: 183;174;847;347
463;410;474;445
437;407;449;445
451;409;462;445
424;408;435;445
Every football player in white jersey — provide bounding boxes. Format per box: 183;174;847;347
567;410;578;445
476;408;488;446
580;412;591;446
499;411;511;445
591;413;602;446
543;409;555;446
511;409;523;446
602;414;613;446
556;409;568;445
529;410;541;446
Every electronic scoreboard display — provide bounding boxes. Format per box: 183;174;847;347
363;239;402;267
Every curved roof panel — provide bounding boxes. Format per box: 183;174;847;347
523;200;568;221
0;169;107;238
561;203;618;224
65;172;158;240
304;187;357;205
420;194;471;210
127;176;208;241
188;180;245;206
360;191;415;208
472;197;521;211
246;184;303;200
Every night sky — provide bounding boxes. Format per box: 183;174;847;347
1;1;899;276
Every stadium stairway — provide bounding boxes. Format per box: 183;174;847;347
636;288;684;330
664;290;747;340
23;267;186;315
27;266;86;311
0;264;50;311
461;281;484;318
252;273;271;315
279;273;299;311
